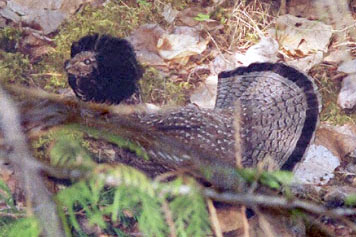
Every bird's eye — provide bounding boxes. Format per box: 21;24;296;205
84;59;91;65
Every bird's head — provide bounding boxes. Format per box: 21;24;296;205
65;34;143;104
64;51;98;78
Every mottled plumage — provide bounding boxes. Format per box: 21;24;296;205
216;63;321;170
65;34;143;104
108;63;320;175
64;35;321;187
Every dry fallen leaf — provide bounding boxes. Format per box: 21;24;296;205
294;123;356;185
157;26;209;63
128;24;209;66
190;74;217;109
127;24;166;66
268;14;332;72
285;51;323;72
161;4;178;24
248;210;305;237
338;59;356;74
18;29;55;61
215;205;245;234
316;123;356;159
270;14;332;56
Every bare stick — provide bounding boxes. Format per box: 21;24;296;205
207;198;223;237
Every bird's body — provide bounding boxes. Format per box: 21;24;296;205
65;34;321;188
119;62;321;173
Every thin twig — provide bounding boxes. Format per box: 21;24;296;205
233;101;242;169
4;84;148;115
203;189;356;219
255;208;276;237
241;206;250;237
207;198;223;237
162;199;177;237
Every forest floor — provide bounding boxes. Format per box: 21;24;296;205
1;0;356;236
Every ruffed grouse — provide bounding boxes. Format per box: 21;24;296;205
65;34;321;188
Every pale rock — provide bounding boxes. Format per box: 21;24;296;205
338;59;356;74
337;74;356;109
294;144;340;185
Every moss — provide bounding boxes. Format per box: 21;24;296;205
309;64;356;125
0;26;22;52
31;127;88;163
140;66;190;106
0;51;32;84
0;27;31;83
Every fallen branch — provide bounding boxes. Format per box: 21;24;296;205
0;85;65;237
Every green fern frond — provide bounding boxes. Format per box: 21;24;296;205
4;218;40;237
168;180;211;237
0;178;16;210
50;134;94;168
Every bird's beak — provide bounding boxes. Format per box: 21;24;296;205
64;60;71;71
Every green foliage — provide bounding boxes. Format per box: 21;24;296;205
41;125;209;235
55;165;212;236
345;194;356;206
0;26;22;52
1;218;40;237
33;124;148;167
49;133;94;168
0;178;26;237
194;13;210;22
56;179;107;231
0;27;31;84
260;170;294;189
0;51;32;83
169;180;211;237
140;67;190;105
0;178;16;211
32;126;90;164
238;168;294;189
137;0;150;7
310;65;355;125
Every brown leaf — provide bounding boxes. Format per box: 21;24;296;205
127;24;166;66
18;29;55;61
215;205;245;233
316;123;356;159
249;210;305;237
269;14;332;56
